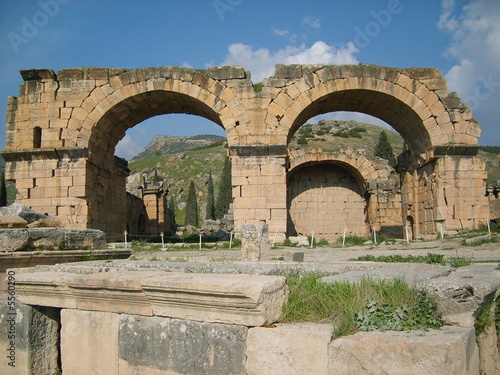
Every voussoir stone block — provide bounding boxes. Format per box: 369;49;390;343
142;272;288;326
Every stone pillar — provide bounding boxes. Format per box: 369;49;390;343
241;223;269;261
230;144;288;243
2;148;90;229
432;147;489;233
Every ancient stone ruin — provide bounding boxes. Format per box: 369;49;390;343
1;64;491;243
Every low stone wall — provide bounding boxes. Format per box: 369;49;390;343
0;228;107;251
2;264;495;375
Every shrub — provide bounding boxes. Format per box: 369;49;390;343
297;138;309;145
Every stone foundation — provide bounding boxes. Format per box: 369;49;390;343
2;261;498;374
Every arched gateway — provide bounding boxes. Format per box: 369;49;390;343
2;64;489;241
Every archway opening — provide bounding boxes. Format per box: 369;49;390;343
85;91;228;236
288;89;431;159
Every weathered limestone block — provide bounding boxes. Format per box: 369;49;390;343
241;223;269;261
67;272;161;315
142;273;288;326
0;296;60;375
15;272;77;309
61;309;119;375
477;323;500;375
118;315;247;375
0;228;107;251
0;229;29;251
29;228;107;250
0;203;59;225
246;323;332;375
328;327;479;375
420;264;500;327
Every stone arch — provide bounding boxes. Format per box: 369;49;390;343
68;68;247;234
2;64;488;240
71;68;246;158
267;65;480;165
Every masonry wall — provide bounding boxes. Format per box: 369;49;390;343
1;65;489;239
230;145;288;242
287;164;368;241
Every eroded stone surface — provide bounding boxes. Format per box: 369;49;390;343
246;323;332;375
328;327;479;375
119;315;247;375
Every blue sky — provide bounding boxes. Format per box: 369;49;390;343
1;0;499;159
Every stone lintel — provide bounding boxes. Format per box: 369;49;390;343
14;270;288;326
229;144;287;157
142;273;288;326
67;272;165;316
432;145;480;157
1;147;88;162
15;272;77;308
20;68;56;81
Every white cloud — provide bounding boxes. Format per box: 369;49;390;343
115;133;142;160
271;28;298;43
439;0;500;145
222;41;359;82
302;16;321;30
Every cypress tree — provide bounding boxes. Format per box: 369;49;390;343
0;171;7;207
206;171;215;220
215;156;232;219
374;130;397;167
185;181;198;227
169;195;177;225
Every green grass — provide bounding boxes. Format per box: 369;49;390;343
351;253;473;268
350;253;445;265
337;235;367;246
281;273;444;337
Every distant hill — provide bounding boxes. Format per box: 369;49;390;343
131;134;226;160
289;120;405;158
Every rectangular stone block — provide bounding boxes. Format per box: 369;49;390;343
118;315;247;375
328;327;479;375
61;309;119;375
142;272;288;326
67;272;166;316
0;296;60;375
246;323;332;375
15;272;77;308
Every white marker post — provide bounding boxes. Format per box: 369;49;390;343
199;232;203;251
124;230;128;249
229;232;234;249
487;218;491;235
272;230;278;248
405;225;410;244
160;232;165;251
373;226;377;244
310;232;315;249
342;227;347;247
439;222;444;240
